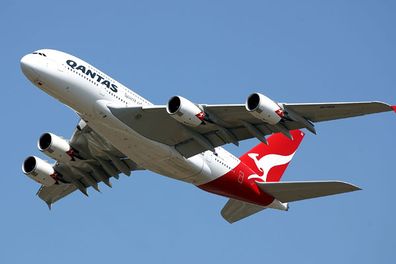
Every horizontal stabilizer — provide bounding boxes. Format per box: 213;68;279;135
256;181;361;203
221;199;266;224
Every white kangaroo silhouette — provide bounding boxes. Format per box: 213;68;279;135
247;151;296;181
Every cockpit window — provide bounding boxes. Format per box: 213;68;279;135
32;52;47;57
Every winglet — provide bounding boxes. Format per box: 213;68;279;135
392;106;396;113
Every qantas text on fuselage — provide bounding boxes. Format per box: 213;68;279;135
20;49;395;223
66;59;118;92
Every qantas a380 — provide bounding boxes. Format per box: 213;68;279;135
20;49;395;223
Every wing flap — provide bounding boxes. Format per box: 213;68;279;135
256;181;361;203
221;198;266;224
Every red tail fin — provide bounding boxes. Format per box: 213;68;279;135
239;130;305;182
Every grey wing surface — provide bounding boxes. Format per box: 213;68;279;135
37;119;143;207
283;101;393;122
109;101;394;158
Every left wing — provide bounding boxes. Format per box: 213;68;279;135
36;120;143;207
109;100;394;158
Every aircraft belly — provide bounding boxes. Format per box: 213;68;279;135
87;119;171;163
149;154;208;183
86;117;221;184
77;92;238;185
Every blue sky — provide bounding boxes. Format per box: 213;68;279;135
1;0;395;263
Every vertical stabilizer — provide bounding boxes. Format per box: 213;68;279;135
239;130;305;182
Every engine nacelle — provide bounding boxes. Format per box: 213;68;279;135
22;156;57;186
38;132;76;163
166;96;206;127
245;93;284;125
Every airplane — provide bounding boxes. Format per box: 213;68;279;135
20;49;396;223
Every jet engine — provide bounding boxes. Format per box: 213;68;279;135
166;96;206;127
38;132;77;163
245;93;284;125
22;156;57;186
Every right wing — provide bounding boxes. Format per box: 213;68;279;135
37;119;143;207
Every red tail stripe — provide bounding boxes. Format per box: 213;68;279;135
239;130;304;182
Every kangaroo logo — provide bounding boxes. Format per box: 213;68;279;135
247;151;296;181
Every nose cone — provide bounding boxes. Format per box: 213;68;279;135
20;54;39;81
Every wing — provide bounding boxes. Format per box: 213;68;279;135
284;101;394;122
37;119;143;207
109;101;394;158
255;181;361;203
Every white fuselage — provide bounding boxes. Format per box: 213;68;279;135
20;49;239;186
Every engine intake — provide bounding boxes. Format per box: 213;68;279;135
22;156;57;186
38;132;77;162
167;96;182;114
245;93;284;125
166;96;205;127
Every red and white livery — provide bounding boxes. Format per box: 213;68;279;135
20;49;396;223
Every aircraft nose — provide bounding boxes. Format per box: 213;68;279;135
20;54;39;80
